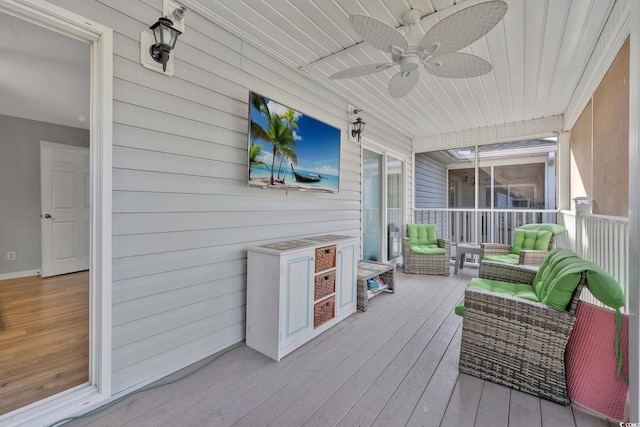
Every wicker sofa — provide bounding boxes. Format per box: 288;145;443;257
457;247;624;404
403;224;450;276
480;223;567;267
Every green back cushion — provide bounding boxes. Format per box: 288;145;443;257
510;229;552;255
586;266;625;308
534;247;626;310
533;247;576;289
538;258;582;310
483;254;519;265
407;224;438;246
518;223;567;235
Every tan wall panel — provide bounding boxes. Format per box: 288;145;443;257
592;38;629;216
570;100;592;211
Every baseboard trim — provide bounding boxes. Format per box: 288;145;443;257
0;269;41;281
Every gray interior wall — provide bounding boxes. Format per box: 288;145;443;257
49;0;412;395
0;114;89;276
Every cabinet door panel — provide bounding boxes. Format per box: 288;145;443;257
337;243;356;310
284;255;312;342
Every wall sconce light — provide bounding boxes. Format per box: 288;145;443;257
347;104;365;143
148;16;182;72
351;117;366;143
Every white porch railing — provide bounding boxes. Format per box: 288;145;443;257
558;210;630;313
414;208;558;245
413;208;630;312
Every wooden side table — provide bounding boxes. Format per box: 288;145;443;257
357;260;395;312
455;243;481;274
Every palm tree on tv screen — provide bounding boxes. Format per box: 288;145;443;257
266;111;296;185
249;94;301;185
248;143;267;180
276;108;300;182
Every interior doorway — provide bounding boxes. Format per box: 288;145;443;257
0;2;112;422
0;8;90;415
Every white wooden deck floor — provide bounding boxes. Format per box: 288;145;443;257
66;268;617;427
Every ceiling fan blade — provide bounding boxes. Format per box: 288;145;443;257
329;63;395;79
388;71;419;98
419;1;507;56
350;14;409;55
424;53;491;78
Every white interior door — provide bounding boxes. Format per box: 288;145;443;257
40;141;89;277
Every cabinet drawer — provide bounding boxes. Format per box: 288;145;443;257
314;271;336;300
314;296;335;329
315;245;336;272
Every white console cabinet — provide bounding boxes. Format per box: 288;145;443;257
246;235;358;361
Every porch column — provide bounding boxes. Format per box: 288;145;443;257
629;0;640;421
557;132;571;211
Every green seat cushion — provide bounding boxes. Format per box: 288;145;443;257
407;224;438;246
409;244;445;255
518;223;567;235
455;278;540;316
455;298;465;316
483;254;520;265
510;229;553;255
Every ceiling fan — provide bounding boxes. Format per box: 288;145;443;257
329;1;508;98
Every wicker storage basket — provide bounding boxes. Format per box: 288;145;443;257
314;296;335;328
315;245;336;272
314;271;336;300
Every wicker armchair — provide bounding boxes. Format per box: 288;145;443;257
480;224;564;267
403;224;451;276
480;242;553;266
458;261;585;404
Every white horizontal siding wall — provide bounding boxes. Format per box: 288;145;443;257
49;0;411;395
414;153;447;209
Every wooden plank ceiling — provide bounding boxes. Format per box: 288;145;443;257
189;0;615;141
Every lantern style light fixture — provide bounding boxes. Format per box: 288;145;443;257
149;16;182;72
351;117;366;142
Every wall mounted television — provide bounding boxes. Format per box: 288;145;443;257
247;91;341;193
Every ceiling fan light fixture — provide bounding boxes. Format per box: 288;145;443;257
400;56;419;73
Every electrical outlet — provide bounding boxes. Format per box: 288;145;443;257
7;251;16;261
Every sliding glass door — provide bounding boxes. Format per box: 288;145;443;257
363;150;382;261
363;148;405;262
387;155;402;260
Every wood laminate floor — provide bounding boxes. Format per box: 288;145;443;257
66;269;614;427
0;271;89;416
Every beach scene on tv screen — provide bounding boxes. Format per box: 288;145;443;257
248;93;340;193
